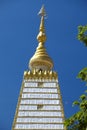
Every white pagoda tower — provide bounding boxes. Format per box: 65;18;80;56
12;6;66;130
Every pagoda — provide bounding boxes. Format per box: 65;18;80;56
12;6;66;130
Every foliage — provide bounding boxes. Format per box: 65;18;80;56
78;25;87;46
78;67;87;83
65;25;87;130
65;92;87;130
65;71;87;130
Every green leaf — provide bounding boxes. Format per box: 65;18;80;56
73;101;80;106
77;25;87;46
77;67;87;82
80;94;86;100
85;90;87;93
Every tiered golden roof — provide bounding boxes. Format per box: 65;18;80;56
29;5;53;71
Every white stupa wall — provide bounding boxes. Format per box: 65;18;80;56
13;79;65;130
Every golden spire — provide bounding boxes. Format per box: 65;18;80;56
37;5;46;43
29;5;53;71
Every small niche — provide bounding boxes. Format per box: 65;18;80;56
38;68;42;72
37;104;43;110
38;82;43;87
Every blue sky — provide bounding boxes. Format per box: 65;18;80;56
0;0;87;129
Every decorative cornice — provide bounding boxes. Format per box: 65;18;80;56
24;70;58;80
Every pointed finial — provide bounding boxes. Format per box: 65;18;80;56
37;5;46;43
38;5;46;17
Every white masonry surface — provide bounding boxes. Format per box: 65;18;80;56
14;79;65;130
